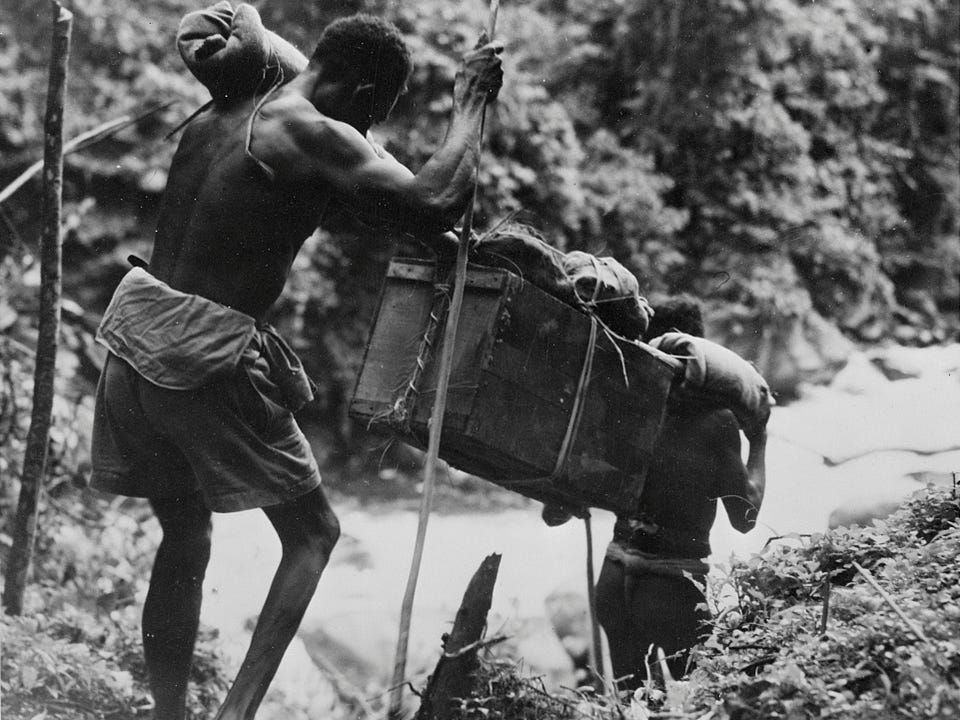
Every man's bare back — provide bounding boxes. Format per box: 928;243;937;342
91;13;502;720
150;31;501;321
148;100;323;319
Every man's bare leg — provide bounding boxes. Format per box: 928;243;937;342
144;493;213;720
215;487;340;720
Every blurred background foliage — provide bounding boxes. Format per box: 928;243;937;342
1;0;958;439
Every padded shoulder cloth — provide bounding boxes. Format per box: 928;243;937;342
177;1;307;100
650;332;773;438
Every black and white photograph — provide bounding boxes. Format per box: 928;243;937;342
1;1;958;718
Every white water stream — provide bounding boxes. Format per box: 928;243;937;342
199;345;960;717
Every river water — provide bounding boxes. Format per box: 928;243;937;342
198;344;960;717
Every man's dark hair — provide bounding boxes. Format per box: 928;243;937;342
643;294;705;340
312;14;413;121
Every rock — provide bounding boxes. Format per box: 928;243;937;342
708;304;854;398
907;470;957;486
487;614;576;689
769;376;960;466
544;589;591;669
893;325;919;344
331;532;375;571
215;632;340;720
867;343;960;382
829;353;890;395
260;637;341;720
828;497;903;529
298;603;437;690
298;623;385;691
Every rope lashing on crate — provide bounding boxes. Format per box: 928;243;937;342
568;254;632;388
389;280;451;431
550;315;598;479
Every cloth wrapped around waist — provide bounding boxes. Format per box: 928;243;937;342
612;514;711;560
605;540;710;578
96;267;314;412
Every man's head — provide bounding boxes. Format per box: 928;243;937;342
310;14;413;130
643;294;705;341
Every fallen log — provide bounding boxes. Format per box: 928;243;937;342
414;553;502;720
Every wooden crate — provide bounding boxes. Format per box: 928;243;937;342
349;259;679;514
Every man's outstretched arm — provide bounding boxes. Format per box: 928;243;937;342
279;39;503;240
717;414;765;534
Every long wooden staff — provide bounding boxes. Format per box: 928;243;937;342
388;2;501;716
2;0;72;616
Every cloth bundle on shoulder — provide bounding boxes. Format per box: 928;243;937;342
472;226;652;339
649;332;773;439
177;1;307;101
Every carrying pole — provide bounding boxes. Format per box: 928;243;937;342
388;3;501;717
584;513;607;688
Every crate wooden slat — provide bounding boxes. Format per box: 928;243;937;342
349;259;678;514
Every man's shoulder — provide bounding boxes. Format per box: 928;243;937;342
261;93;347;140
258;93;368;163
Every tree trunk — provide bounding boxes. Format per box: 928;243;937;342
414;553;502;720
3;1;72;616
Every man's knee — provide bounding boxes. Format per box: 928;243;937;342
151;494;211;530
311;502;340;555
303;488;340;555
151;494;213;560
268;488;340;557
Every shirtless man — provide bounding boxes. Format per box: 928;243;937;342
594;297;765;691
90;14;503;720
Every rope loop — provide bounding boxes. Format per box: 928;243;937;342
550;315;598;480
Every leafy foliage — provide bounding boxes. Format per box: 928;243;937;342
0;482;231;719
446;486;960;719
1;604;229;719
693;485;960;719
2;1;958;401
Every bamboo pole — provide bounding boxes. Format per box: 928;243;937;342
584;513;607;687
388;3;501;716
3;0;73;616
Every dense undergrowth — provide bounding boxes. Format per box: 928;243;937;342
0;486;231;719
3;483;956;719
457;485;960;719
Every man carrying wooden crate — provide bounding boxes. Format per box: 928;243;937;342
593;296;767;692
90;9;503;720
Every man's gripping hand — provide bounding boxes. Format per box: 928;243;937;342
454;34;504;108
